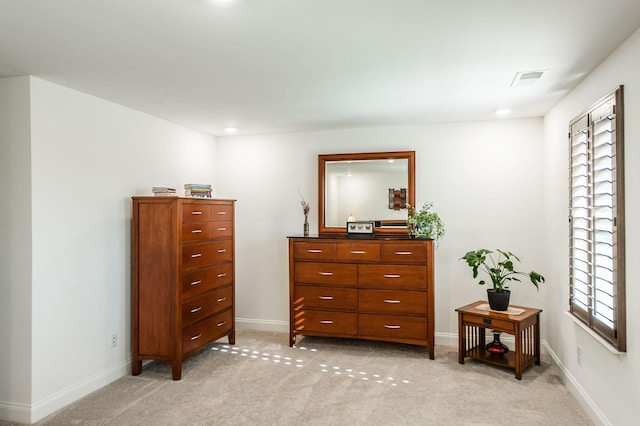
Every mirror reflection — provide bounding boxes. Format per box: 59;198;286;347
325;159;409;226
318;151;415;235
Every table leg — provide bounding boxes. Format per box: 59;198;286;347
535;313;541;365
458;313;465;364
514;324;522;380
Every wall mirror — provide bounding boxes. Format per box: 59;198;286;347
319;151;415;235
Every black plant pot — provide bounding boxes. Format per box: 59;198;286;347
487;289;510;311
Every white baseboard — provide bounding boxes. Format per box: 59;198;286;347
0;359;130;424
434;331;458;348
31;359;129;423
1;319;282;424
236;317;289;333
238;320;606;424
542;341;609;426
0;400;31;424
433;332;606;425
2;320;606;426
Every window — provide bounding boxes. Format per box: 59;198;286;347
569;86;625;351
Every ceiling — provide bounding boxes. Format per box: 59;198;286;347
2;0;640;136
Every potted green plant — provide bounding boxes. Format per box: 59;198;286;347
460;249;545;311
407;202;445;244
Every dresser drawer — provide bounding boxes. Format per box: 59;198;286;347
210;204;233;221
462;313;515;334
182;204;210;223
182;286;233;326
182;240;233;270
182;222;210;242
359;314;427;340
182;221;233;242
294;262;357;286
181;262;233;300
336;243;380;262
358;289;427;315
182;309;233;355
210;221;233;239
381;243;426;264
293;310;357;335
294;285;357;311
293;242;335;261
358;264;426;290
288;236;434;358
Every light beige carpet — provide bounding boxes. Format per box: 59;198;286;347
12;329;592;425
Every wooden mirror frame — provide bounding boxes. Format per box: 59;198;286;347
318;151;415;235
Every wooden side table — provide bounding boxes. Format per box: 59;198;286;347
456;300;542;379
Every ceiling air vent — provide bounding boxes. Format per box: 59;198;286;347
511;70;546;87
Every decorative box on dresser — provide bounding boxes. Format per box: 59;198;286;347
131;197;235;380
288;236;435;359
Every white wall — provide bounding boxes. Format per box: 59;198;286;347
217;119;546;337
2;26;637;424
543;28;640;425
0;77;218;423
0;77;33;419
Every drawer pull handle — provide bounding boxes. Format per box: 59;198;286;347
190;306;202;313
190;280;202;286
384;325;401;329
217;211;227;215
217;273;227;278
190;333;202;341
191;211;203;215
191;229;203;234
191;253;202;258
318;296;334;300
384;274;401;278
217;320;227;327
218;249;226;253
217;227;226;231
307;249;323;253
395;251;413;255
320;320;334;324
384;299;401;304
350;250;366;254
217;297;227;302
318;272;334;276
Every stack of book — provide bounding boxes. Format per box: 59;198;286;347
184;184;212;198
152;186;177;196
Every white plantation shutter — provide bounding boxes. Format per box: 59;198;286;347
568;86;625;351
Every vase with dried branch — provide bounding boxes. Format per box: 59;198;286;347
300;195;310;236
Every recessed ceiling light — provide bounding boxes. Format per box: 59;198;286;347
211;0;234;7
495;109;511;116
224;126;237;133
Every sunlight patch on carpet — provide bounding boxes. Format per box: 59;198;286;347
210;342;410;387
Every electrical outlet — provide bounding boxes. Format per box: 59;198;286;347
110;333;118;348
577;346;582;365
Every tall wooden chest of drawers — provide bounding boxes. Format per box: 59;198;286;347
288;236;435;359
132;197;235;379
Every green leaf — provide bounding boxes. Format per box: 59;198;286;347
460;248;545;292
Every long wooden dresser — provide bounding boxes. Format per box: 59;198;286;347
132;197;235;380
288;235;434;358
